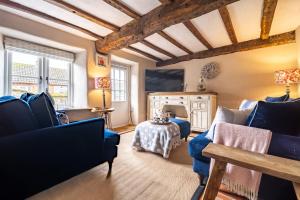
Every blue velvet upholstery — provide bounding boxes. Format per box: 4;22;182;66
0;96;16;102
188;131;211;162
20;92;34;102
0;118;105;200
188;131;212;177
249;100;300;136
0;99;37;137
169;118;191;139
27;92;60;128
265;94;289;102
0;95;119;199
105;129;120;146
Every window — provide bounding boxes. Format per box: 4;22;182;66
111;63;128;102
5;50;72;108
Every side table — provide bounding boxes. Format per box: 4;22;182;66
91;107;115;129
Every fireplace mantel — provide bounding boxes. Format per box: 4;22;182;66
147;92;217;132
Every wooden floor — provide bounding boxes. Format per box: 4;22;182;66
113;125;136;134
29;132;198;200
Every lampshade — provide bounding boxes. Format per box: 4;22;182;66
274;68;300;85
95;77;111;89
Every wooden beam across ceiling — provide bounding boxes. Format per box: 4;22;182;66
261;0;278;39
140;40;177;58
183;20;213;49
158;31;193;54
157;31;295;66
0;0;104;40
44;0;119;31
218;6;238;44
96;0;239;53
103;0;141;20
126;46;162;62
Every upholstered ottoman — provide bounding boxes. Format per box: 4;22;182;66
169;118;191;141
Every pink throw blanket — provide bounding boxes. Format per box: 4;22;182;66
210;122;272;200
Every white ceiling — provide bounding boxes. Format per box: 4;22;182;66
0;0;299;62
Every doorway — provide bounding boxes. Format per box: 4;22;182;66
111;62;131;128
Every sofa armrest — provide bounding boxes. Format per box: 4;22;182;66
0;118;105;199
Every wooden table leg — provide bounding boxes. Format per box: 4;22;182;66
201;160;227;200
293;182;300;200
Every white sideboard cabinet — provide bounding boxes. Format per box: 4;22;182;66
147;92;217;132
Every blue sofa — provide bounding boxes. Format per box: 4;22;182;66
189;98;300;199
169;118;191;141
0;95;119;199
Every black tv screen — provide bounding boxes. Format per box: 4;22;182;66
145;69;184;92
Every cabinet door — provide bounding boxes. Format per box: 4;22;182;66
191;110;209;131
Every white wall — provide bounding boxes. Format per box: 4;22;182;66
161;43;298;108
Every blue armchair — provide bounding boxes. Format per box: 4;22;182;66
0;96;119;199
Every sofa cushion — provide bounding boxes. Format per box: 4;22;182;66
0;99;37;137
27;92;59;128
249;100;300;136
104;129;120;146
188;131;211;162
206;106;251;140
20;92;34;102
169;118;191;139
239;99;257;110
0;96;16;102
265;94;289;102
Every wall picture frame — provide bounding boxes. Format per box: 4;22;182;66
96;53;109;67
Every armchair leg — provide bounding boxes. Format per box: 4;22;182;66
107;161;113;178
185;136;188;142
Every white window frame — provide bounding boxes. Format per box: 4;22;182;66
4;49;73;108
111;62;129;102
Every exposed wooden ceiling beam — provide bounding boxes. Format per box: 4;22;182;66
0;0;104;40
157;31;295;66
103;0;141;20
96;0;239;53
218;6;238;44
158;31;193;54
183;20;213;49
140;40;177;58
261;0;278;39
126;46;163;62
44;0;119;31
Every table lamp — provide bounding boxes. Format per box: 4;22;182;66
274;68;300;95
95;77;111;109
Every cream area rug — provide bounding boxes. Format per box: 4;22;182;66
29;132;199;200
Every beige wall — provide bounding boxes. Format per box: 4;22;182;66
162;43;298;108
0;10;109;108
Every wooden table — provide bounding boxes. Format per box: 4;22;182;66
91;107;115;129
200;143;300;200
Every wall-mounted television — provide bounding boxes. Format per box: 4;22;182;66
145;69;184;92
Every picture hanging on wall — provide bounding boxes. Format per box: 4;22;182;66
96;53;109;67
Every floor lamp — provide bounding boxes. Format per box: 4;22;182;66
95;77;111;109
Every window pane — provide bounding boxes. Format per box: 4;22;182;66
48;58;70;107
11;51;40;97
111;65;128;102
